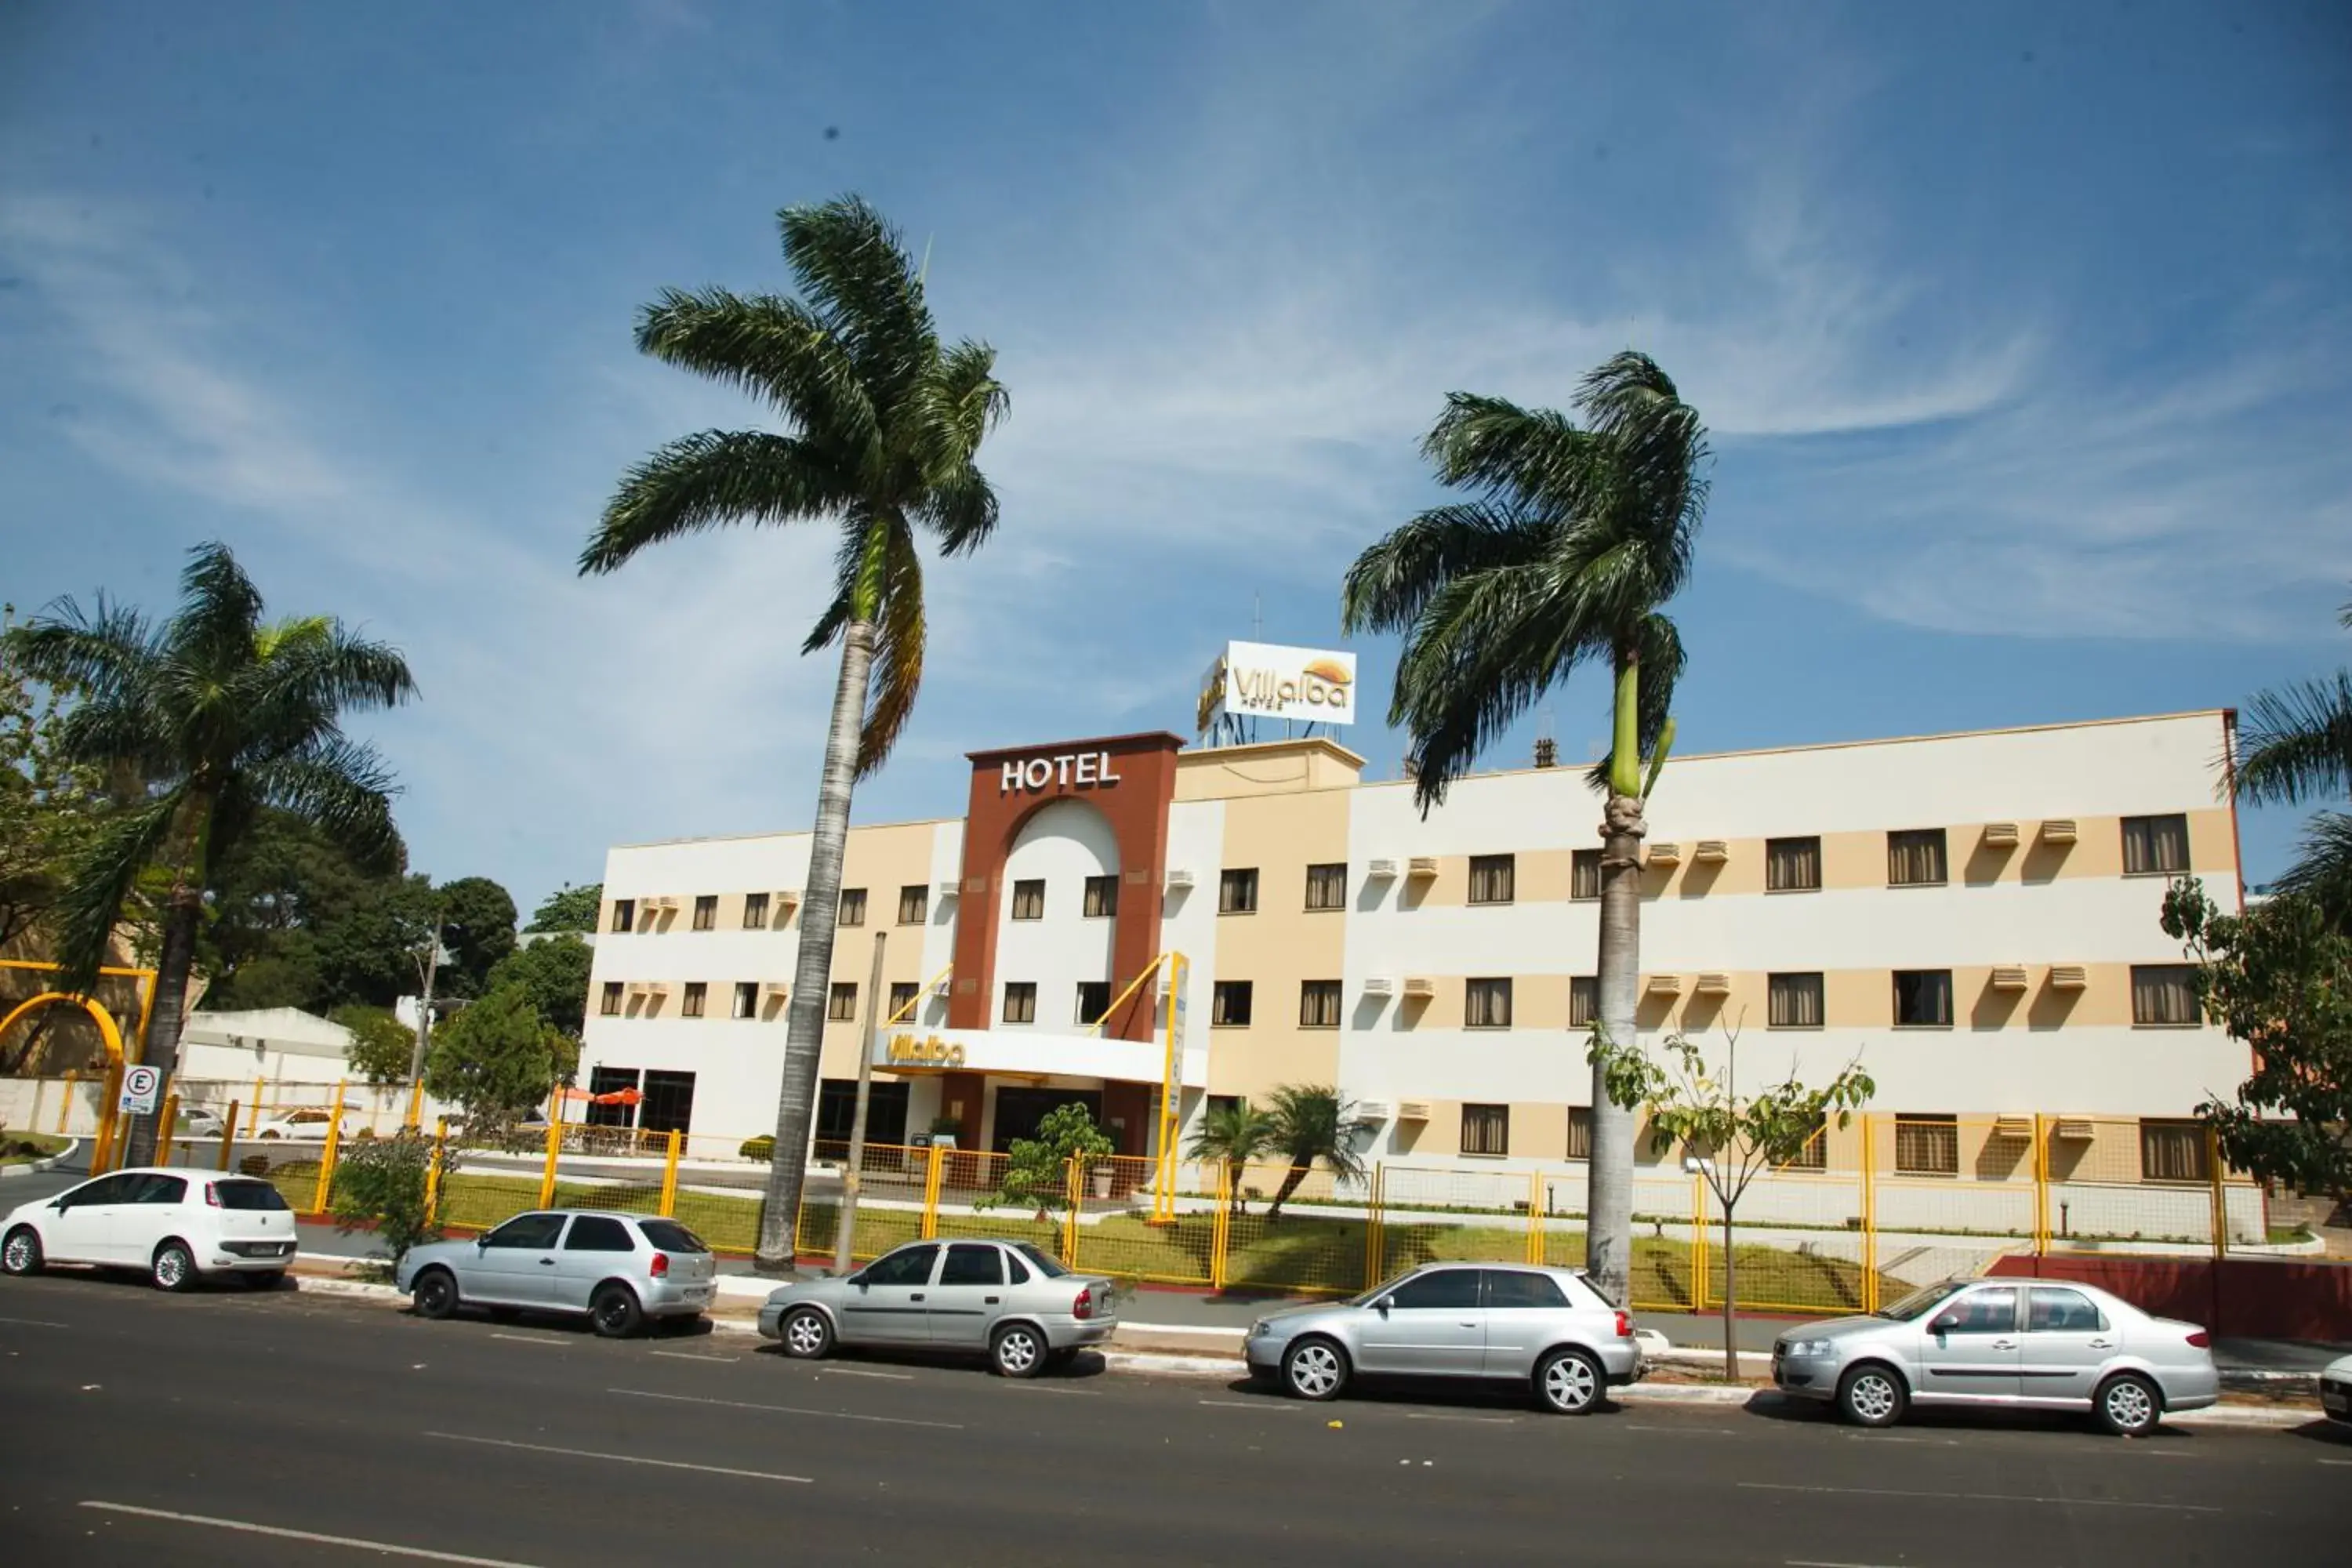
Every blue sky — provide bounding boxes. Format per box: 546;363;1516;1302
3;1;2347;914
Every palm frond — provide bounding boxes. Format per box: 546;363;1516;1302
2273;809;2352;931
855;521;927;777
5;595;161;706
633;289;880;457
911;461;1000;557
168;539;266;674
778;196;935;405
2232;669;2352;807
246;735;403;872
48;791;183;994
1421;393;1602;508
235;616;418;740
581;430;856;575
1339;502;1551;637
910;339;1010;474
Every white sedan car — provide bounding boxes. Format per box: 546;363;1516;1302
253;1108;357;1142
2;1167;300;1290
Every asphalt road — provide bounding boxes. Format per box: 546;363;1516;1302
0;1269;2344;1566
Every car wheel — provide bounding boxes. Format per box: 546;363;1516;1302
1836;1363;1907;1428
240;1269;285;1291
1534;1347;1605;1415
2096;1372;2163;1438
590;1283;643;1339
151;1240;198;1294
412;1268;459;1320
0;1226;42;1277
260;1130;281;1141
1282;1337;1349;1402
991;1322;1047;1378
781;1306;833;1360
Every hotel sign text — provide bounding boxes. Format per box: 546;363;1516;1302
998;751;1123;794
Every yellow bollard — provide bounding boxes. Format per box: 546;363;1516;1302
425;1118;448;1227
156;1092;180;1168
920;1144;945;1240
659;1128;682;1217
1860;1113;1880;1314
310;1081;348;1215
1210;1159;1232;1292
249;1076;266;1138
1061;1156;1082;1262
1691;1171;1710;1312
218;1102;239;1171
53;1073;74;1134
405;1076;426;1132
1525;1167;1545;1265
538;1116;562;1209
2207;1124;2230;1259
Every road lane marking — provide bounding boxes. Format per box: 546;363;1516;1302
651;1351;740;1363
1738;1482;2219;1513
79;1502;544;1566
489;1333;565;1346
1624;1425;1740;1436
1008;1385;1100;1396
2319;1458;2351;1467
1198;1399;1294;1410
820;1367;913;1380
1788;1560;1902;1567
426;1431;809;1483
1405;1412;1518;1425
609;1386;964;1429
0;1315;70;1328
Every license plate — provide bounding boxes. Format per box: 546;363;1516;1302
684;1287;711;1301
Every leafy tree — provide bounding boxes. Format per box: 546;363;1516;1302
423;982;576;1133
2161;877;2352;1219
200;808;412;1012
331;1004;415;1087
525;882;603;934
4;543;414;1166
432;875;517;999
1341;354;1709;1306
2232;594;2352;930
980;1101;1112;1222
1261;1084;1372;1222
484;934;593;1039
580;195;1009;1274
1186;1098;1274;1214
0;608;114;955
328;1127;440;1273
1592;1019;1874;1379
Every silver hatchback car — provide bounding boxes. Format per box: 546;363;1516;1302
1245;1262;1645;1414
1772;1276;2220;1436
395;1210;717;1338
758;1238;1118;1377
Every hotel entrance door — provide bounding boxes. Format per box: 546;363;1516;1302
990;1087;1104;1153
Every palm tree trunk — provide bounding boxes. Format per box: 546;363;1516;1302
1265;1160;1310;1222
1587;818;1647;1310
122;884;202;1168
753;620;874;1275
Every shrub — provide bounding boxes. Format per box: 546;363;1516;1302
329;1129;441;1272
739;1134;775;1163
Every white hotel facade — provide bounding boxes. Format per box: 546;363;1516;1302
577;710;2245;1188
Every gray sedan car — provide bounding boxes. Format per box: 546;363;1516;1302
1772;1276;2220;1436
395;1210;717;1338
1244;1262;1644;1414
758;1238;1117;1377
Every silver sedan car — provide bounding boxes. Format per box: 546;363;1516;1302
1772;1276;2220;1436
395;1210;717;1338
758;1238;1119;1377
1244;1262;1645;1414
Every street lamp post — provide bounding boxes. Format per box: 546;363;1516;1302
833;931;888;1276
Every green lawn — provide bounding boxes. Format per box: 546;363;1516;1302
0;1130;67;1166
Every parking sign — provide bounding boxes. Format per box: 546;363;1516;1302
119;1064;162;1115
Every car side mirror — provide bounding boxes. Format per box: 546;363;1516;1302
1373;1296;1393;1314
1929;1314;1959;1335
476;1236;491;1250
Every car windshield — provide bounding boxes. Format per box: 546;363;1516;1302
1877;1279;1970;1322
212;1180;290;1211
1015;1243;1069;1278
638;1220;707;1253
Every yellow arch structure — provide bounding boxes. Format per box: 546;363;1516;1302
0;959;160;1174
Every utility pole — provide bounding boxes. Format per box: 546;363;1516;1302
405;910;445;1120
833;931;888;1275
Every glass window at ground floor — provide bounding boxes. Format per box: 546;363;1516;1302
640;1071;696;1135
1894;1113;1958;1175
815;1078;911;1154
1461;1103;1509;1156
2139;1118;2211;1183
1566;1105;1590;1160
585;1066;639;1128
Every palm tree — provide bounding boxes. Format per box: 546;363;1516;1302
1340;352;1709;1306
2232;597;2352;929
1261;1084;1371;1223
5;542;414;1167
1186;1097;1274;1214
579;196;1008;1275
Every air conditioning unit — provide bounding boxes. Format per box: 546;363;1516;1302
1361;977;1395;997
1695;972;1732;996
1983;822;2020;848
1646;974;1682;996
642;982;671;996
1164;869;1196;891
936;880;960;898
1693;840;1730;864
2049;964;2088;990
1396;1100;1432;1122
1401;976;1436;1000
2053;1116;2093;1141
775;890;802;907
1366;858;1399;880
762;982;790;996
1646;843;1682;867
626;982;652;996
1991;1115;2033;1139
1354;1101;1393;1123
1990;966;2030;993
1406;856;1439;879
2039;819;2078;846
647;895;677;911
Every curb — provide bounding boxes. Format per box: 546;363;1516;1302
0;1138;82;1180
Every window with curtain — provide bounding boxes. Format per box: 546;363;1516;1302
1893;969;1953;1027
692;895;717;931
1461;1103;1510;1156
742;892;770;929
1075;981;1111;1025
887;982;920;1020
1468;855;1515;905
600;982;622;1016
2122;814;2190;876
838;888;867;927
898;884;927;925
2139;1119;2211;1182
1001;982;1037;1024
1083;874;1118;917
1219;868;1259;913
1571;849;1602;900
1305;862;1347;910
681;982;706;1018
2131;964;2201;1025
1766;836;1822;891
1780;1113;1828;1170
1465;978;1513;1028
1298;980;1342;1028
1894;1114;1959;1175
1211;981;1254;1026
1769;972;1825;1029
1569;976;1598;1028
1566;1106;1592;1160
1010;880;1045;920
827;982;858;1021
732;982;757;1019
1887;829;1947;887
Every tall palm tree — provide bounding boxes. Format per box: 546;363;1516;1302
1340;351;1709;1306
1261;1084;1371;1222
5;542;414;1167
1185;1096;1274;1214
580;196;1008;1275
2232;597;2352;928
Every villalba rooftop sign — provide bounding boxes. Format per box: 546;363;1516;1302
1196;640;1356;732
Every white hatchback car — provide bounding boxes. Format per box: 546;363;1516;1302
253;1109;356;1142
1;1167;300;1290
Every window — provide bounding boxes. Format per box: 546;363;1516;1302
681;982;707;1018
1892;970;1953;1028
1075;981;1111;1026
1011;880;1045;920
828;982;858;1022
692;895;717;931
1461;1103;1510;1156
742;891;770;929
1219;867;1259;914
1780;1113;1828;1171
898;884;928;925
1083;874;1118;918
485;1213;566;1250
212;1179;290;1212
1766;836;1821;892
2140;1120;2211;1182
1887;829;1947;887
1482;1269;1568;1309
837;888;866;927
2132;964;2201;1026
1298;980;1342;1028
1016;1242;1070;1278
639;1219;708;1254
2028;1287;2108;1333
1465;977;1513;1029
1468;854;1515;905
601;982;622;1017
611;898;636;933
132;1174;187;1204
564;1215;635;1252
1566;1106;1592;1160
1387;1268;1482;1310
1571;849;1602;901
1305;862;1347;910
887;982;920;1021
1211;981;1253;1026
732;982;757;1020
1769;973;1824;1029
2122;814;2190;876
641;1069;695;1134
1002;982;1037;1024
1894;1114;1959;1176
584;1066;640;1129
940;1242;1005;1287
862;1243;938;1287
1569;976;1598;1029
1934;1287;2019;1334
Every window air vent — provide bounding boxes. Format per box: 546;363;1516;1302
1983;822;2020;848
2039;819;2078;845
1366;858;1399;880
2053;1117;2093;1141
1396;1100;1432;1122
1361;977;1394;997
1164;869;1196;890
1646;974;1682;996
1990;966;2030;993
1693;840;1730;864
1646;843;1682;867
1991;1116;2033;1139
1354;1101;1393;1123
2048;964;2088;990
1402;976;1436;1000
1406;857;1439;879
1694;972;1732;995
